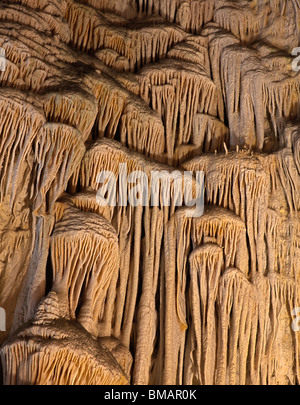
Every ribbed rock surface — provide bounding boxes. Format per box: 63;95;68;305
0;0;299;386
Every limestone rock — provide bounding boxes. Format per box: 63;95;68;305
0;0;299;386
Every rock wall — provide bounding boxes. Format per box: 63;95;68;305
0;0;299;385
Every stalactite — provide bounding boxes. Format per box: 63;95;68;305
74;0;138;19
0;26;67;91
214;3;267;43
120;102;165;160
0;292;131;385
85;73;165;160
4;0;68;16
163;205;249;384
65;0;185;70
138;59;224;164
0;89;43;207
167;35;210;74
50;205;119;336
33;123;85;212
191;113;229;154
205;25;300;149
54;191;114;224
255;272;297;384
95;49;130;72
216;268;257;385
183;151;269;276
186;244;224;384
202;24;240;93
0;2;71;42
42;90;98;142
136;0;216;34
0;0;299;388
70;139;199;384
136;0;181;21
191;207;249;274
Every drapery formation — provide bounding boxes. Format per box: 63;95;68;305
0;0;299;385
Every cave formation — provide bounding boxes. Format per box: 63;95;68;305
0;0;299;385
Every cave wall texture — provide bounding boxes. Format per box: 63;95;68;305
0;0;299;385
